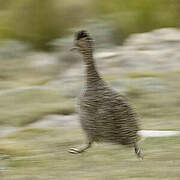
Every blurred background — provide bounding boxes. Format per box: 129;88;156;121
0;0;180;179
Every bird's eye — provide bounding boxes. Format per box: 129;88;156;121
76;30;88;40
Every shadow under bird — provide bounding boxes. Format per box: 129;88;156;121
69;30;143;159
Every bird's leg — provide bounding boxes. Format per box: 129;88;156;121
68;141;92;154
134;143;143;160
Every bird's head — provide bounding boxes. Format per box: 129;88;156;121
71;30;94;55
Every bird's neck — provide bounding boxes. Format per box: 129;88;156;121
82;51;102;85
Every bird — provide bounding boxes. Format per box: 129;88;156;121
68;30;143;159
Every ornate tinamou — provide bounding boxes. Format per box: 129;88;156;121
68;30;143;159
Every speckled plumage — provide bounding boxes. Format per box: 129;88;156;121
69;30;143;159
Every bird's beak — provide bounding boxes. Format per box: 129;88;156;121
70;46;79;51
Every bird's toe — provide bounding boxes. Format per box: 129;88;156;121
68;148;81;154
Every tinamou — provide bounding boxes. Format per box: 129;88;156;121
68;30;143;159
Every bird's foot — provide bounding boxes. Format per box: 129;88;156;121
68;142;92;154
68;148;84;154
137;153;144;160
135;148;143;160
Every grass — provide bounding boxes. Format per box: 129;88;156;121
126;71;162;78
0;88;75;126
0;55;76;126
0;139;33;157
104;71;161;81
135;92;180;130
0;59;180;179
0;57;60;89
0;128;179;180
1;0;180;49
0;0;94;50
96;0;180;43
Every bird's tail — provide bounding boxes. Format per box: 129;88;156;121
136;133;145;143
137;131;147;142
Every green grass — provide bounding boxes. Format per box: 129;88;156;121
96;0;180;43
0;58;60;89
126;71;162;78
129;91;180;130
0;56;76;126
1;0;180;49
0;88;75;126
135;93;180;131
0;0;94;50
0;66;179;179
0;128;179;180
0;55;180;180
